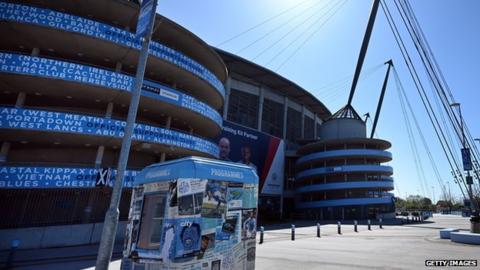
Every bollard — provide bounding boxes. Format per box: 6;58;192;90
337;221;342;235
259;226;264;244
354;220;358;232
291;224;295;241
379;218;383;229
368;219;371;230
6;239;20;269
407;216;410;223
317;223;321;238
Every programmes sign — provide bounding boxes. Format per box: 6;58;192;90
217;121;284;195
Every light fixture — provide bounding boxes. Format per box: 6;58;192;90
66;95;72;99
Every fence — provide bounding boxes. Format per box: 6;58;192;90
0;188;132;229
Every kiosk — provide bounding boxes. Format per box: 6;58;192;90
124;157;259;270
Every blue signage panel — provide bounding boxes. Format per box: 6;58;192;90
0;1;225;97
136;0;156;38
0;166;138;189
0;107;219;157
461;148;472;171
0;53;222;127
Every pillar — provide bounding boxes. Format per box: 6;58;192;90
31;47;40;57
0;142;10;163
223;77;231;120
301;105;305;139
165;116;172;129
15;92;26;107
257;87;264;131
282;96;288;140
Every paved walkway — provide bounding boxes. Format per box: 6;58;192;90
1;215;478;269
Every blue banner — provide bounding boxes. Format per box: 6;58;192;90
0;1;224;97
0;166;138;189
461;148;472;171
0;53;222;127
136;0;156;38
0;107;219;157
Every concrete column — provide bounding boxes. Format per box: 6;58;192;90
301;105;305;139
31;47;40;56
160;153;166;162
0;142;11;163
313;113;318;139
222;77;231;120
94;146;105;168
15;92;26;107
165;116;172;129
115;62;122;72
282;96;288;139
105;102;114;119
4;92;27;162
257;87;264;131
94;103;115;167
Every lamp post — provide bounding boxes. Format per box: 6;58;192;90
451;103;478;216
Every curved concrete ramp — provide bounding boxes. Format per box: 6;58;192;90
450;231;480;245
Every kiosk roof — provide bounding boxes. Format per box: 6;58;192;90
134;156;259;185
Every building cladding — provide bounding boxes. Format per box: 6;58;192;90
0;0;227;229
0;0;394;237
295;105;395;220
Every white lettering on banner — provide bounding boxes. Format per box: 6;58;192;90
0;106;219;157
145;169;171;179
0;1;225;95
223;126;237;136
0;51;221;126
160;89;179;101
210;168;244;179
0;166;138;189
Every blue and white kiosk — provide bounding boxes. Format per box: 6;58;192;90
124;157;259;270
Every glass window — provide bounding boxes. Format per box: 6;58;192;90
227;89;259;129
304;116;314;139
137;193;167;250
286;108;302;141
261;99;284;137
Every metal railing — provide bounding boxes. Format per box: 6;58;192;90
0;188;132;229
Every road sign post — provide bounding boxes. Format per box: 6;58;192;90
95;0;159;269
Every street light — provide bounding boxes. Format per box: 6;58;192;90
450;102;478;216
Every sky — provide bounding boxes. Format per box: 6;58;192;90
156;0;480;202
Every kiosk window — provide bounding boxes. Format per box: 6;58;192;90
138;193;166;250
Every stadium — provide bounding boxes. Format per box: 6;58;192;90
0;0;394;248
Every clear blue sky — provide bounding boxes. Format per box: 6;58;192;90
157;0;480;202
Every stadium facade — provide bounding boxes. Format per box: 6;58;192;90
0;0;395;248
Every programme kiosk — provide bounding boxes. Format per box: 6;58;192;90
124;157;259;270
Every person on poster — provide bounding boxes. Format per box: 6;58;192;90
237;146;257;173
218;137;231;161
243;210;257;238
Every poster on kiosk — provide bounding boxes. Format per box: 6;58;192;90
124;156;259;270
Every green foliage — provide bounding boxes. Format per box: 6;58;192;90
395;195;435;211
